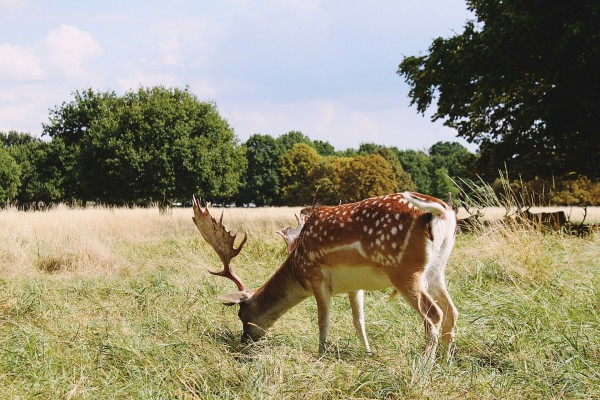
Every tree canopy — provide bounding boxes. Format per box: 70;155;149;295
398;0;600;179
42;87;245;205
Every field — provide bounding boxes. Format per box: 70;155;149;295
1;205;599;399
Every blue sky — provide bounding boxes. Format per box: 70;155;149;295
0;0;475;152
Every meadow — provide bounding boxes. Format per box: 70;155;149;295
0;205;598;399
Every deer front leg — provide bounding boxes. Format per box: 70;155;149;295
348;290;372;355
312;281;332;354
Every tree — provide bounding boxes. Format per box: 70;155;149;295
279;143;319;205
338;154;398;202
431;167;459;200
428;141;475;181
312;140;336;156
358;144;416;192
275;131;313;153
239;134;283;206
305;157;341;205
395;149;434;194
398;0;600;179
2;131;63;204
0;147;20;203
43;86;245;205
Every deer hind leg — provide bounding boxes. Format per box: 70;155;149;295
348;290;372;355
427;283;458;361
312;280;332;354
390;274;443;362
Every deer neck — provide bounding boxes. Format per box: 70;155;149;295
247;258;310;330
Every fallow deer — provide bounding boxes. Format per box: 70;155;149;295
192;192;458;360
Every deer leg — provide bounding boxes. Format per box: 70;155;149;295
348;290;372;355
312;281;332;354
427;283;458;361
392;276;443;362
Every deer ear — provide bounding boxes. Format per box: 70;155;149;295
217;290;254;306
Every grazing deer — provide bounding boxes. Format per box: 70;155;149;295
457;203;485;233
192;192;458;360
515;206;567;231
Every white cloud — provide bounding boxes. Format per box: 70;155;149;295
0;0;27;10
116;61;179;92
279;0;320;12
36;25;103;80
157;38;182;66
0;44;46;81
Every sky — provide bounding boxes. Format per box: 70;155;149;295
0;0;475;152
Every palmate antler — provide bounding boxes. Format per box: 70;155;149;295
192;195;247;291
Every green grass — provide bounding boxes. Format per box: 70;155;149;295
0;207;598;399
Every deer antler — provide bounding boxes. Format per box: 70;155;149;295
192;195;247;291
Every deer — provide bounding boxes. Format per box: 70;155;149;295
514;205;567;231
192;192;458;361
457;203;485;233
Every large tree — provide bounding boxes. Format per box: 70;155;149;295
43;87;245;205
239;134;283;206
338;154;398;203
398;0;600;179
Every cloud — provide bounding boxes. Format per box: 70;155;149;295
0;0;27;10
157;38;182;66
0;44;46;81
36;25;103;80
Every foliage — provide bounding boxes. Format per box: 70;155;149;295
43;87;245;205
493;175;600;206
359;144;416;192
0;147;20;203
279;143;319;205
275;131;313;152
398;0;600;179
312;140;336;156
395;149;434;194
239;134;283;206
429;141;476;181
1;131;63;204
338;153;398;202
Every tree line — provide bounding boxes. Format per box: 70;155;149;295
1;86;598;207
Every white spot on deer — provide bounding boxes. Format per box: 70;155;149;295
368;228;374;235
363;225;368;232
391;226;398;235
391;242;398;249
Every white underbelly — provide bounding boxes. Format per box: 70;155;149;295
326;265;393;294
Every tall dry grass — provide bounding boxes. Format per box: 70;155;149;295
0;202;598;399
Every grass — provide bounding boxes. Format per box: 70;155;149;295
0;205;598;399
